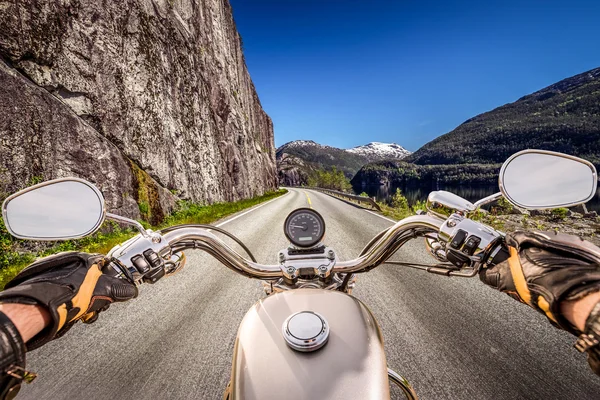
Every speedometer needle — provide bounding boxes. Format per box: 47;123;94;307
291;225;307;230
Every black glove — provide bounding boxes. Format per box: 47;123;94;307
479;230;600;333
479;230;600;375
0;252;138;350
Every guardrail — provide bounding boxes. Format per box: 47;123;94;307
303;187;382;212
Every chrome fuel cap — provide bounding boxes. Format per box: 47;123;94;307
282;311;329;352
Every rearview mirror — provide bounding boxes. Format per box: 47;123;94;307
2;178;106;240
499;150;598;210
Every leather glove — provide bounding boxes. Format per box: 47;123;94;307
479;230;600;334
479;230;600;376
0;252;137;350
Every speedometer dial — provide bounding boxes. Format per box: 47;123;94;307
284;208;326;248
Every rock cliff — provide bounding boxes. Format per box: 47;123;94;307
0;0;276;222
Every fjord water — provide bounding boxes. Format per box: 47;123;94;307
358;184;600;212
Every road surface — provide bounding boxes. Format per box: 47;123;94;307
20;188;600;399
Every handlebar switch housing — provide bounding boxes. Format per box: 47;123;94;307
108;232;171;285
462;235;481;255
445;249;471;269
131;255;151;274
438;213;504;271
141;249;166;284
450;229;468;249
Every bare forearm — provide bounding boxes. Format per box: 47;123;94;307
0;303;51;343
561;291;600;332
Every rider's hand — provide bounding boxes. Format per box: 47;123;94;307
0;252;137;350
479;230;600;333
479;230;600;376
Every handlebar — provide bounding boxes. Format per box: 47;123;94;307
159;214;444;278
161;227;281;279
109;211;503;285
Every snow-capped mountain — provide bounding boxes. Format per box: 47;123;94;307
346;142;411;160
276;140;411;186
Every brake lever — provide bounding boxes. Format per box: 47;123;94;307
383;261;481;277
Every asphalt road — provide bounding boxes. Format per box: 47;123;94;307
20;188;600;399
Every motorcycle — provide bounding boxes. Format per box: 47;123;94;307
1;149;598;399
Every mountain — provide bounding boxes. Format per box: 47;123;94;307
354;67;600;190
347;142;411;160
276;140;410;186
0;0;276;224
406;67;600;166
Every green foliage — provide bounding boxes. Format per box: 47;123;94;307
0;218;35;281
390;188;409;210
359;192;369;197
551;207;569;219
491;197;513;215
27;175;44;186
411;200;427;214
138;201;149;216
535;221;546;230
376;188;417;221
352;160;501;188
307;167;351;191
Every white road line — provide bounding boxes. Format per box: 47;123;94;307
215;190;290;228
363;209;397;224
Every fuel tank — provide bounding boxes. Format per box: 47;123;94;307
228;289;390;400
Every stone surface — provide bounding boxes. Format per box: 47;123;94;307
277;153;310;187
0;0;276;220
0;58;175;223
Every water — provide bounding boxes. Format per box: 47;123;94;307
356;184;600;212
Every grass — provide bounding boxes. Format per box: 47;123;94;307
0;189;287;289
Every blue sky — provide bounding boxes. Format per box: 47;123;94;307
230;0;600;151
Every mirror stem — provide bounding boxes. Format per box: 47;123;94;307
473;192;502;209
106;212;150;238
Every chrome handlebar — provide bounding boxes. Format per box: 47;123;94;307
158;214;445;279
109;211;504;285
333;214;444;273
161;227;281;279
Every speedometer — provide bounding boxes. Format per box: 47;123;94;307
284;208;326;248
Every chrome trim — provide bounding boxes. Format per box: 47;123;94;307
107;232;171;284
498;149;598;209
424;237;447;262
426;191;475;219
160;226;281;279
1;177;106;240
473;192;503;209
334;214;444;273
154;216;442;281
388;368;418;400
264;272;351;294
106;212;150;238
282;311;330;352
